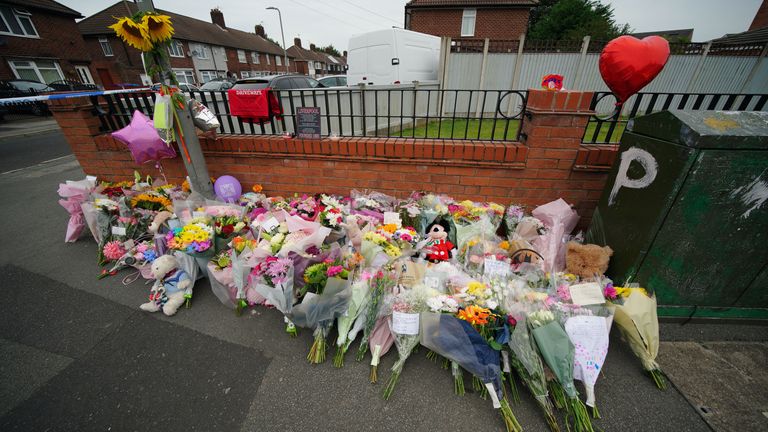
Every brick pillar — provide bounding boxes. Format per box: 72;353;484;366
49;97;104;171
521;89;596;225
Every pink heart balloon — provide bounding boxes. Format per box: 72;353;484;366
112;110;177;165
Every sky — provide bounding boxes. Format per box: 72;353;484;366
60;0;763;51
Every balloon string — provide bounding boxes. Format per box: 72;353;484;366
173;109;192;163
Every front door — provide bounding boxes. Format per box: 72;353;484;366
97;68;116;89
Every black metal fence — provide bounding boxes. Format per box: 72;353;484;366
582;91;768;144
90;87;529;142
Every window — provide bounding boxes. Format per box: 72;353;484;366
174;69;195;85
275;56;282;66
237;49;246;63
9;59;64;84
168;40;184;57
199;70;218;83
266;55;270;65
74;65;94;85
192;44;208;59
461;9;476;37
99;37;114;56
251;51;260;64
0;6;38;37
241;71;249;78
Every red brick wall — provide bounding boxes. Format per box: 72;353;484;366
84;36;144;87
49;89;615;226
749;0;768;30
0;11;92;82
407;7;530;40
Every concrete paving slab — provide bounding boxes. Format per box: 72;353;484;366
0;339;72;417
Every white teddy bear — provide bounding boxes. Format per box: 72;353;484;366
140;254;192;316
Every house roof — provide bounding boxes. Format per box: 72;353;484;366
286;45;331;63
710;26;768;45
4;0;82;17
631;28;694;41
405;0;537;8
78;1;288;56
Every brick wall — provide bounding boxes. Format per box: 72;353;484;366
0;11;92;82
407;8;530;40
84;36;144;88
49;89;617;227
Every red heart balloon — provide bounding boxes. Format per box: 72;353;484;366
599;36;670;103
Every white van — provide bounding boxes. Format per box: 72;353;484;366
347;28;441;86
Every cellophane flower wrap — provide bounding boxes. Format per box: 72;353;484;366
420;312;522;432
58;177;96;242
610;288;666;389
356;269;397;361
252;260;297;336
333;269;373;367
530;309;594;432
288;276;352;364
382;285;429;400
350;189;396;225
318;194;349;243
532;199;579;273
166;218;215;258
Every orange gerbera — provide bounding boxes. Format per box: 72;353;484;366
457;305;491;326
252;184;263;193
382;223;398;234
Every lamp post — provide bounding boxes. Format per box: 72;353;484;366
266;7;290;74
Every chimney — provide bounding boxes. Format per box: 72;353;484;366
210;8;225;28
310;43;316;51
343;50;347;57
255;24;265;37
294;37;302;48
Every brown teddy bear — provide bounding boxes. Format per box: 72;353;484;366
565;242;613;279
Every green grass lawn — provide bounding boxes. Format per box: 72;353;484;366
391;117;628;142
395;118;520;140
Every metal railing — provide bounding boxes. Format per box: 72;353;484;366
90;87;529;142
583;91;768;144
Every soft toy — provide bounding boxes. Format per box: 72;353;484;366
425;220;455;262
149;210;174;234
140;254;192;316
565;241;613;279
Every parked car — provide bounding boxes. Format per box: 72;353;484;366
0;80;53;117
48;79;97;92
232;74;324;91
199;79;234;91
317;75;347;87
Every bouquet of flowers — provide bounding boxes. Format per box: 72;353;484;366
318;194;348;243
239;192;270;220
58;176;96;242
208;236;259;310
333;270;372;367
351;189;396;224
611;287;666;389
212;214;248;250
368;315;395;383
288;194;319;221
382;285;429;399
361;225;420;266
529;309;594;432
166;219;214;258
251;257;297;336
531;199;579;273
420;312;522;432
356;270;397;361
129;191;173;211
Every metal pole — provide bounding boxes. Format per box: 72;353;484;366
267;7;290;74
136;0;214;198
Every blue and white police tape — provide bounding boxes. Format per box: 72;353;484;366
0;87;152;106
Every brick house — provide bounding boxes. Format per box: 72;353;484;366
287;39;346;78
0;0;96;86
77;2;297;89
404;0;536;41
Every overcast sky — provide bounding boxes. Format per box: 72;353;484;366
61;0;762;51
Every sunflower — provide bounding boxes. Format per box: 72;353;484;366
109;17;152;52
142;13;174;43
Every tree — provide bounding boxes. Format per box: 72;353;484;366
527;0;631;41
314;44;342;57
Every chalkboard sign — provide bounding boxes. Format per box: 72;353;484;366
296;107;321;139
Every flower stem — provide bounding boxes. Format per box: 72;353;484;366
506;372;521;404
567;397;595;432
370;364;378;384
548;380;566;410
382;370;401;400
307;332;326;364
452;362;465;396
537;397;562;432
355;341;369;361
426;349;437;361
591;404;600;419
500;398;523;432
472;375;484;392
442;357;450;370
332;345;346;368
650;368;667;390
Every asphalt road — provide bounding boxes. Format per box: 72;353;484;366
0;126;69;174
0;153;764;431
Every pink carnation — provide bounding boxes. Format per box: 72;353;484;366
103;240;126;261
327;265;344;277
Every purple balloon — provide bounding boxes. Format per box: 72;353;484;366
112;110;177;165
214;175;242;202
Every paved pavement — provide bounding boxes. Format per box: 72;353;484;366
0;151;766;431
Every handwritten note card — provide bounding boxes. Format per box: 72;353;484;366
392;311;420;335
569;282;606;306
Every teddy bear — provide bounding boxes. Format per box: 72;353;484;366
149;210;174;234
565;241;614;280
140;254;192;316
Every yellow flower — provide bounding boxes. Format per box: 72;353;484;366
499;240;510;250
381;224;398;234
384;244;401;257
467;281;487;298
489;203;505;213
109;17;152;51
252;184;263;193
180;233;195;244
142;13;174;43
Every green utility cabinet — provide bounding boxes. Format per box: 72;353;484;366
588;110;768;319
